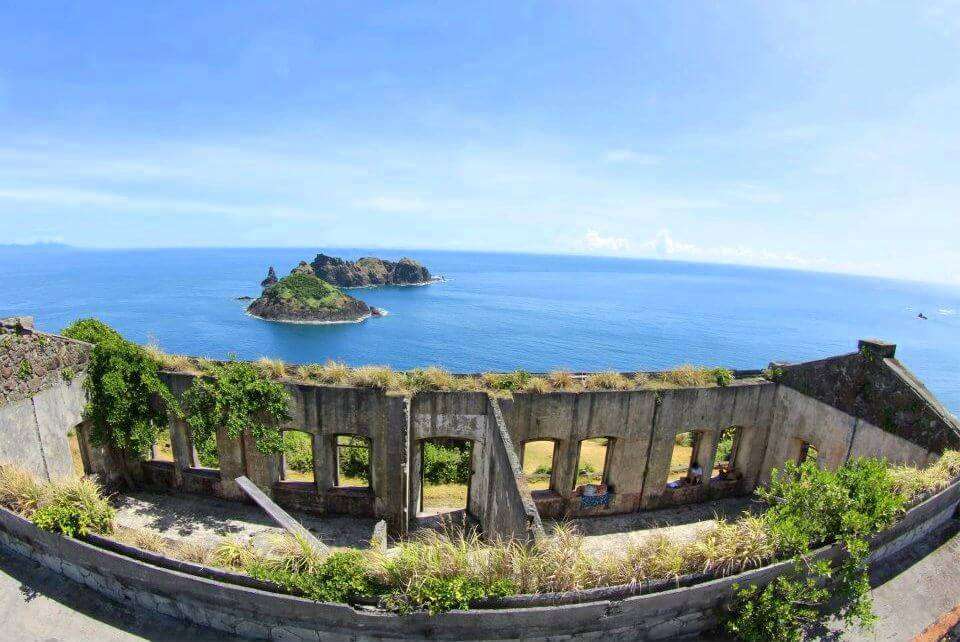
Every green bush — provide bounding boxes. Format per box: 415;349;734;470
17;360;32;380
388;575;516;615
282;431;314;473
62;318;174;458
422;442;471;484
339;437;371;481
183;359;291;456
29;478;114;538
724;458;903;641
249;550;379;603
712;367;734;387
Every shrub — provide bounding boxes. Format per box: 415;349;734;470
282;431;314;474
724;457;905;640
388;575;516;615
61;367;76;383
63;318;175;458
339;436;371;482
29;477;114;538
183;359;291;456
422;442;471;484
249;550;379;604
17;360;32;380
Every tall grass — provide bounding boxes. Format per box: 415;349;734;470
256;357;288;379
142;345;199;373
583;371;633;391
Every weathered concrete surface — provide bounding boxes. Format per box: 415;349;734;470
0;547;224;642
0;377;85;480
113;490;380;550
777;339;960;453
836;519;960;641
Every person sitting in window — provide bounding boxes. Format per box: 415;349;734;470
687;461;703;485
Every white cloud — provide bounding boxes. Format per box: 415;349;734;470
636;229;825;269
583;230;631;252
353;196;427;213
0;186;318;221
602;149;659;165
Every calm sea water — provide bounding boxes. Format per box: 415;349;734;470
1;246;958;414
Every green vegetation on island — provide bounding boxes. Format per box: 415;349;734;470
247;272;372;323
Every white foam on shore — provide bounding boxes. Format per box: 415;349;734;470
246;311;372;325
341;277;444;290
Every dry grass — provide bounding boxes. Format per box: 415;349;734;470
583;371;634;391
170;540;217;566
547;370;581;392
0;465;48;514
348;365;402;390
213;536;260;569
256;357;288;379
890;450;960;500
521;377;552;394
143;345;198;372
264;533;326;574
114;526;170;554
298;359;351;385
649;365;717;389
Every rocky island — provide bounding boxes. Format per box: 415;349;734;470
247;272;372;324
309;253;433;287
248;253;435;324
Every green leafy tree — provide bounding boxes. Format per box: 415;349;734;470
182;359;291;455
63;318;174;459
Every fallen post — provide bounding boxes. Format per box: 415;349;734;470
234;475;328;556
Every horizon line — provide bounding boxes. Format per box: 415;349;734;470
2;241;958;290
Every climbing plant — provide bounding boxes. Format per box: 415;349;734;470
62;318;175;458
182;359;291;456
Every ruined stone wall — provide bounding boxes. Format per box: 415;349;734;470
0;316;89;407
776;339;960;453
0;317;90;480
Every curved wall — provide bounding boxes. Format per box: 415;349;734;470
0;479;956;640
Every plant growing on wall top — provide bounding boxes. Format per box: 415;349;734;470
62;318;175;459
182;359;291;455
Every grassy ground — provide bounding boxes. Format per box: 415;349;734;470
521;439;695;488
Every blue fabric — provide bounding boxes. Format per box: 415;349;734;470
580;493;610;508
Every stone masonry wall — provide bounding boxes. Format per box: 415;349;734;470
0;316;90;408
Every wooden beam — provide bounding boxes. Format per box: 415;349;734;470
234;476;327;555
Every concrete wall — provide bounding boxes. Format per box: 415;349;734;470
1;477;956;640
760;385;934;484
0;317;90;481
500;381;778;517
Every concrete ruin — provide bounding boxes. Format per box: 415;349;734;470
3;317;960;639
3;317;957;544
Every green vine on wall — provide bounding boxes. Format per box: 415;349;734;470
63;318;175;458
182;359;291;455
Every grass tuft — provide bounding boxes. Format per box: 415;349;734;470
256;357;288;379
583;371;633;391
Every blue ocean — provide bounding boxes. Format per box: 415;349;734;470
2;246;958;414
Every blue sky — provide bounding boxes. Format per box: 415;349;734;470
1;1;958;284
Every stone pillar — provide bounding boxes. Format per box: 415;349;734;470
376;395;410;537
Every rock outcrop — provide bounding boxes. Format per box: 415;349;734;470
247;273;371;324
309;254;432;287
260;267;278;288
